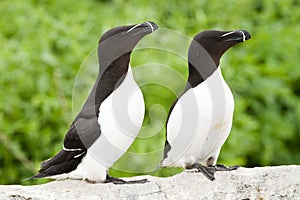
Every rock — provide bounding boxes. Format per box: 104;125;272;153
0;166;299;200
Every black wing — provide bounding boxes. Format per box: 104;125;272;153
32;116;101;178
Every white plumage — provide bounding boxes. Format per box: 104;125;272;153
162;67;234;167
52;68;145;182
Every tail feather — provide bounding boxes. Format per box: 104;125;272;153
32;149;86;179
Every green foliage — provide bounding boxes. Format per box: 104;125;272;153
0;0;299;185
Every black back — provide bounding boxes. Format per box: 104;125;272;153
163;29;251;160
33;22;158;178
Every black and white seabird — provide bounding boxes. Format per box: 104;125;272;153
32;21;158;183
160;30;251;180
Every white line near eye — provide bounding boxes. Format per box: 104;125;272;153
126;24;141;33
220;31;235;38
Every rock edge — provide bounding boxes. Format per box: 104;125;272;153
0;165;299;200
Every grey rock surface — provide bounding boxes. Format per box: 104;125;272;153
0;166;299;200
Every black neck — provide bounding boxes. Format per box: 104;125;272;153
184;60;218;98
187;63;205;88
165;57;218;126
78;54;130;118
185;39;218;92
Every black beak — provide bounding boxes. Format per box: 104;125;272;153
222;30;251;42
126;21;158;35
139;21;159;33
239;30;251;41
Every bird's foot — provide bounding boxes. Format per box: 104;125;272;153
186;163;216;181
186;163;239;181
104;175;148;185
213;164;240;171
84;179;98;184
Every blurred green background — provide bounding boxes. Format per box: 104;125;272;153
1;0;300;185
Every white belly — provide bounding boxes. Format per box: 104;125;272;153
163;68;234;167
69;68;145;182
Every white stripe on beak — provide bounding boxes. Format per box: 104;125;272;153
220;31;235;38
239;30;246;42
145;21;154;32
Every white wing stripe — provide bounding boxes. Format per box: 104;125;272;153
74;152;86;158
63;145;82;152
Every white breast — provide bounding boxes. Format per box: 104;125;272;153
93;67;144;166
163;67;234;167
69;68;145;182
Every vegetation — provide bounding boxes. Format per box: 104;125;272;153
0;0;299;185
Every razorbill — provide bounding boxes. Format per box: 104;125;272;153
160;30;251;180
32;21;158;183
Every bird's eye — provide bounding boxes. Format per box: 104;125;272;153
214;36;222;41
